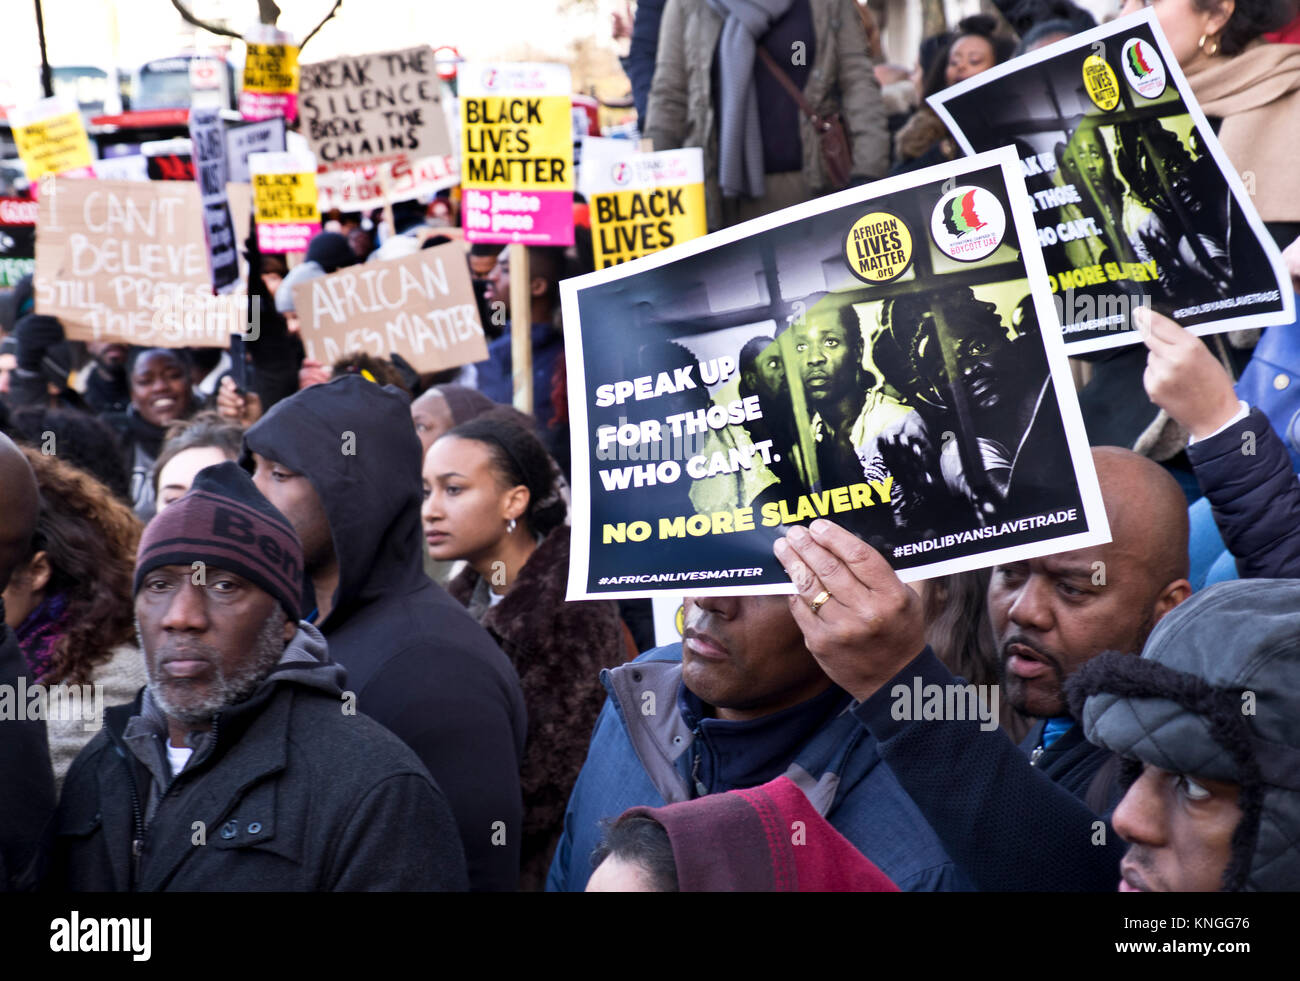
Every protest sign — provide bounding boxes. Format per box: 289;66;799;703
0;197;37;288
299;45;453;171
562;148;1110;600
226;117;287;184
143;139;195;181
33;177;230;347
929;9;1293;354
241;38;299;122
460;62;574;246
292;241;488;372
91;155;149;182
315;153;458;210
9;96;93;181
250;151;320;253
189;109;239;293
581;139;706;268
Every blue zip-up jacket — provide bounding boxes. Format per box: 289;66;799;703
476;321;563;430
546;646;971;892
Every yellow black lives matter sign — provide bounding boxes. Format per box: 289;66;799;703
844;211;912;283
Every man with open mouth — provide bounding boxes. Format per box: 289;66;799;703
771;445;1196;890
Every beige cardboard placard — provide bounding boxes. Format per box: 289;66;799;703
294;241;488;372
299;45;454;172
34;177;230;347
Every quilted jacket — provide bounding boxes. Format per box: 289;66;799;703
1187;405;1300;579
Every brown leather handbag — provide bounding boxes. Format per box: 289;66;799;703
756;46;854;190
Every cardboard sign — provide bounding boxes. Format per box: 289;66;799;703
34;177;223;346
299;45;453;172
241;41;300;122
582;140;706;268
293;242;488;372
189;109;239;293
315;154;459;210
0;197;37;288
10;96;94;181
226;118;288;184
460;62;574;246
562;148;1110;599
250;151;320;253
929;9;1293;354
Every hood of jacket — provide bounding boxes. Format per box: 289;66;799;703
111;621;340;788
114;621;340;738
1070;579;1300;892
600;645;861;816
623;775;899;891
242;375;426;632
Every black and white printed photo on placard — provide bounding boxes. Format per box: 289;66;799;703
929;8;1293;355
562;147;1110;600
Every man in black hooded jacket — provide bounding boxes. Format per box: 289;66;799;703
243;375;528;891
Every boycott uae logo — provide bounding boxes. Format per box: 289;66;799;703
611;161;631;186
930;185;1006;263
1121;38;1166;99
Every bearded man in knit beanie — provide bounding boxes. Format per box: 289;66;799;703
48;462;468;892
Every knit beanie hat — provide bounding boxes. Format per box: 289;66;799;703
434;383;496;425
305;231;359;273
623;776;899;892
134;461;304;620
1068;579;1300;892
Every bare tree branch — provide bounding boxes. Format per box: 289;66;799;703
168;0;245;39
299;0;343;50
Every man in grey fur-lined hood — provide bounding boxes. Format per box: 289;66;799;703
1069;579;1300;892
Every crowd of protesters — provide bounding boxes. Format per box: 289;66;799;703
1;0;1299;894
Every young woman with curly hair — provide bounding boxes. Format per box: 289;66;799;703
2;448;145;790
420;412;626;890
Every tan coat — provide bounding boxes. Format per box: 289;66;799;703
47;644;147;796
645;0;890;229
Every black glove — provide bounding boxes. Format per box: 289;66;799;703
13;315;65;372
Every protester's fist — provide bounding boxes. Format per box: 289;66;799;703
13;315;64;371
216;375;263;427
773;519;927;702
1284;235;1300;294
298;358;331;390
1135;307;1239;441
